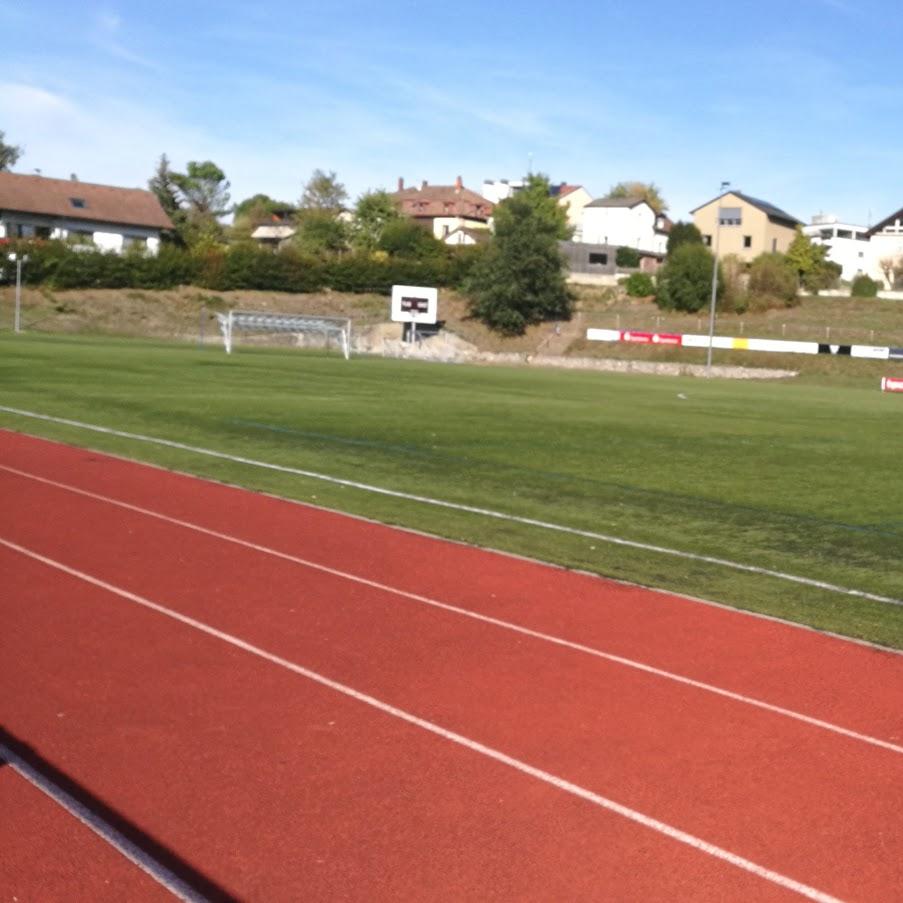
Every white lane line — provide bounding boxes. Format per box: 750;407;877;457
1;744;207;902
0;537;844;903
0;405;899;608
2;462;901;757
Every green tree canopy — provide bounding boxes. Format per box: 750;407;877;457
294;210;348;255
351;190;401;251
299;169;348;214
655;243;719;312
785;227;836;292
377;219;444;258
464;173;573;334
605;181;667;214
666;221;703;256
510;173;573;240
148;154;187;246
172;160;231;219
0;130;23;171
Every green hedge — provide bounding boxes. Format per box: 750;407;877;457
1;239;482;296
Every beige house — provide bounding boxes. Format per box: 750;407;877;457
690;191;801;261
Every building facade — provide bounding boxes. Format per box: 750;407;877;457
691;191;801;262
391;177;493;241
580;198;669;255
866;206;903;288
0;172;172;254
803;214;871;282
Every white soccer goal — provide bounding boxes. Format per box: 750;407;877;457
216;310;352;359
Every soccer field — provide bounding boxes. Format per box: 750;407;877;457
1;332;901;648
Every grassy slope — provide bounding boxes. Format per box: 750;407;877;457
1;333;901;648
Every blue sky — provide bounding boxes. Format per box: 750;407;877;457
2;0;901;224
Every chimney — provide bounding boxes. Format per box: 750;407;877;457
70;173;79;181
397;176;404;191
421;179;428;190
455;175;463;192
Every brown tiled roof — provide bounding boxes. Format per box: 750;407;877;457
390;183;494;221
0;172;173;230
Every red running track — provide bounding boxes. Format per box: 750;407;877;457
1;430;902;901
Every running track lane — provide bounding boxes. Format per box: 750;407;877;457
0;769;171;902
2;545;790;902
1;429;900;740
2;466;903;900
1;432;902;900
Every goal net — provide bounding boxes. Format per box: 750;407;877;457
216;310;352;359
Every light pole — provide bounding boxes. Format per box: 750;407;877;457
8;252;28;333
706;181;730;370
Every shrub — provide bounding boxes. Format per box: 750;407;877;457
850;274;880;298
616;246;641;268
666;221;703;256
747;253;799;308
624;272;655;297
655;243;719;312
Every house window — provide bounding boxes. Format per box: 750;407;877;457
703;234;712;246
837;229;852;239
35;226;52;239
743;235;752;248
718;206;742;226
588;252;608;265
70;197;87;209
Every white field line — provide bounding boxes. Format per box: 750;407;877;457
2;462;901;758
0;537;844;903
0;745;205;902
0;405;900;608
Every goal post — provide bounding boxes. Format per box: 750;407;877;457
216;310;352;359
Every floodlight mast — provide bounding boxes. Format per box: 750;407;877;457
706;181;730;371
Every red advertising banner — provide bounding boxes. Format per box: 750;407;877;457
620;331;682;346
881;377;903;393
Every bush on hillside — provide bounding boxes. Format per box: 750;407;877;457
747;253;799;308
655;243;719;312
616;246;641;268
850;274;880;298
623;272;655;297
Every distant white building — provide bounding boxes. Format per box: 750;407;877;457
481;178;525;205
0;171;172;254
803;214;870;282
580;197;670;255
865;206;903;288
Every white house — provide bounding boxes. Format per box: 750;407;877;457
865;206;903;288
803;214;871;282
0;172;172;254
580;197;669;255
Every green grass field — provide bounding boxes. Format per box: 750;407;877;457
2;332;902;648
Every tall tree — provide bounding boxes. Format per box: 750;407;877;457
605;181;667;214
350;190;400;251
148;154;187;245
299;169;348;214
518;173;573;240
0;130;23;171
464;173;573;334
172;160;231;219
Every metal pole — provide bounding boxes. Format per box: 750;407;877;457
706;181;730;370
14;259;22;334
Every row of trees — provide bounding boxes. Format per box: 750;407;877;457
653;225;846;313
